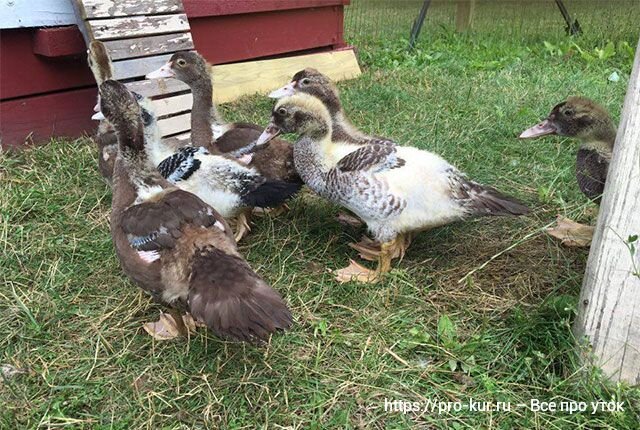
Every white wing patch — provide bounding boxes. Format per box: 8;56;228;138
137;250;160;263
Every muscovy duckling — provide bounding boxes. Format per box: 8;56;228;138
257;94;530;283
520;96;616;247
87;41;118;183
99;79;292;342
94;90;298;242
269;68;378;146
145;51;301;184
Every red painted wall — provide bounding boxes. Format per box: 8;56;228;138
0;0;350;148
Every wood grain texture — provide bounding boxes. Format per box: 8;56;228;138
125;79;190;98
455;0;475;32
89;14;189;40
575;38;640;385
211;49;361;103
83;0;183;18
104;33;193;60
158;112;191;136
112;53;175;80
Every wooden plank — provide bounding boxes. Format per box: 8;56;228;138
575;39;640;384
83;0;183;19
104;33;193;61
32;27;86;57
0;88;96;148
183;0;349;18
211;48;361;104
0;0;76;29
88;14;190;41
152;94;193;118
455;0;475;32
125;79;190;98
162;132;191;151
112;53;175;80
158;113;191;136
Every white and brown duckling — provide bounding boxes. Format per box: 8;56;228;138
94;90;298;242
520;96;616;246
145;51;301;185
257;94;530;283
99;79;292;342
87;41;118;183
269;68;380;146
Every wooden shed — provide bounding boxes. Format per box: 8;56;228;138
0;0;354;149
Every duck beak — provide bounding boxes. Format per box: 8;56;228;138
268;82;296;98
256;123;281;146
519;119;557;139
93;95;101;113
92;111;106;121
146;62;174;79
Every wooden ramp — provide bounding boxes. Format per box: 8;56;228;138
72;0;361;147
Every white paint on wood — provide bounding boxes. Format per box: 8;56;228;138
152;93;193;117
104;33;193;60
83;0;183;19
89;14;189;40
112;53;174;80
0;0;76;28
125;79;190;98
575;38;640;385
158;112;191;136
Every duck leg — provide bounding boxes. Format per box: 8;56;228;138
335;234;407;284
349;233;413;262
142;309;188;340
233;209;252;242
546;215;595;247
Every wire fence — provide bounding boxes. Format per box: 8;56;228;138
344;0;640;48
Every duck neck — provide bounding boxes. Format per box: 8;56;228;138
189;76;221;148
293;120;333;193
332;110;368;144
581;122;616;156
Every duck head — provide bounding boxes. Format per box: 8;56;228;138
520;96;616;145
269;68;341;115
146;51;208;85
99;80;144;150
256;94;332;146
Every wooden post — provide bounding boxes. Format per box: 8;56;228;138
574;38;640;385
409;0;432;49
455;0;475;32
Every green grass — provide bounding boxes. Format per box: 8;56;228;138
2;12;640;429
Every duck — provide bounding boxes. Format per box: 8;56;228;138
519;96;616;247
94;89;299;242
145;51;302;184
269;68;381;146
87;41;118;183
98;79;292;342
256;93;530;283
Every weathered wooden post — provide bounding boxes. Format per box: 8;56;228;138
574;38;640;385
455;0;475;32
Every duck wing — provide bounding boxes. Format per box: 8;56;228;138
336;142;405;173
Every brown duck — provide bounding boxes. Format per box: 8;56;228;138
146;51;301;184
520;96;616;246
99;79;292;342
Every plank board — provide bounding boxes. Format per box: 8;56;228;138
125;79;190;98
89;14;189;40
83;0;183;19
158;112;191;136
152;93;193;117
112;53;174;80
211;49;361;104
104;33;193;60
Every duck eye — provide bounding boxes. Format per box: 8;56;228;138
176;59;187;67
277;107;287;116
563;108;574;116
300;78;311;86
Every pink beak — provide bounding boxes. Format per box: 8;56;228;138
519;119;557;139
256;123;281;146
268;82;296;98
146;62;175;79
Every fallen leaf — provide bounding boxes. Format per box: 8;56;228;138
547;216;595;247
334;259;380;283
